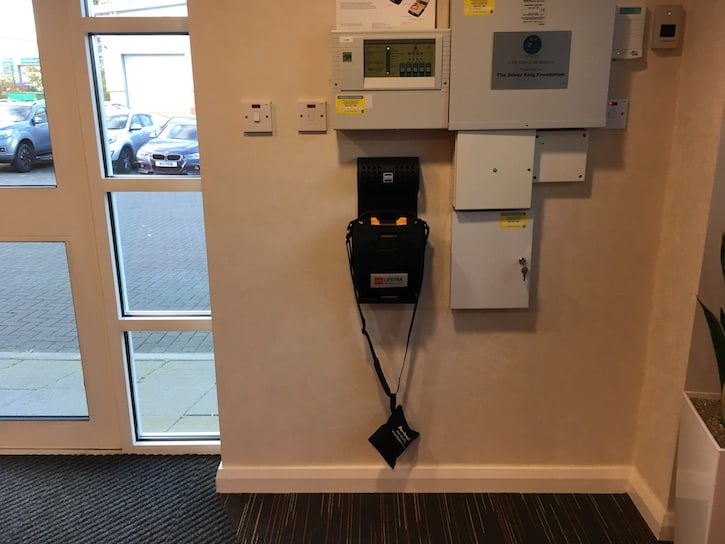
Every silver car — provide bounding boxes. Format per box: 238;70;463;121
0;101;52;173
105;105;160;174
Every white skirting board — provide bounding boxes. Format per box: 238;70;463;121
216;463;674;540
628;467;676;542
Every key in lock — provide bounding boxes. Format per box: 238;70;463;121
518;257;529;282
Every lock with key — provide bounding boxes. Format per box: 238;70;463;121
518;257;529;282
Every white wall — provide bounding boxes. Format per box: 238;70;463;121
632;0;725;532
185;0;720;536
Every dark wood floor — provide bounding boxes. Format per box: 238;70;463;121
222;493;672;544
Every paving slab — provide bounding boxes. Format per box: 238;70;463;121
0;353;218;435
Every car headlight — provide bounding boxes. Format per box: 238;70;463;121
0;128;13;139
185;153;200;160
137;150;150;159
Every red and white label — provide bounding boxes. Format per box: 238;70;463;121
370;273;408;288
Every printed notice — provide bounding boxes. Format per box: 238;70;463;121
336;0;436;30
336;95;368;114
464;0;495;16
522;0;545;25
491;31;571;90
499;211;528;230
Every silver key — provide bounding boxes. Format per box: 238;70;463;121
519;258;529;282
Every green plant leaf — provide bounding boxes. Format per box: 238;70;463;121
721;232;725;283
698;297;725;390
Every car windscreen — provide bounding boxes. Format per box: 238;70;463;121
106;113;129;130
0;104;32;124
159;123;197;140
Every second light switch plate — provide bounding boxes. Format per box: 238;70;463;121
297;100;327;133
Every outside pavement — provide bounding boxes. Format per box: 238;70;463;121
0;161;55;186
0;163;218;435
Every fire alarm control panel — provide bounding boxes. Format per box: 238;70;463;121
331;29;451;130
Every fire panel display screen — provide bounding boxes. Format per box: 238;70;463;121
364;39;436;78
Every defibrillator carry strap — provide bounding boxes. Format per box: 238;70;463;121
345;218;427;414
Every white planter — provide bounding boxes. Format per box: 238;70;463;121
676;391;725;544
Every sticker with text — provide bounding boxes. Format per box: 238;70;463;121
336;95;367;115
464;0;495;16
370;273;408;289
522;0;545;25
499;211;528;230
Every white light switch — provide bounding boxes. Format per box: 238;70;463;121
605;98;629;129
243;101;273;134
297;100;327;133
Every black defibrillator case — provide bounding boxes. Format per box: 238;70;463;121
347;157;428;304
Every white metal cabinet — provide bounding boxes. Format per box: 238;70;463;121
453;130;535;210
532;129;590;183
450;210;533;309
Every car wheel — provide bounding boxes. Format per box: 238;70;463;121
11;141;35;173
114;146;134;174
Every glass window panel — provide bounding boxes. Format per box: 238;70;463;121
127;331;217;438
91;35;198;177
0;243;88;418
112;192;211;313
0;0;56;187
85;1;188;17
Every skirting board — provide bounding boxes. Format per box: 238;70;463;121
216;463;631;493
217;464;673;540
627;467;675;542
216;463;630;494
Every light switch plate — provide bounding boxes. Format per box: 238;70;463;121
297;100;327;133
606;98;629;129
243;101;273;134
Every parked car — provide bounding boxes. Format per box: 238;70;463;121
104;104;160;174
0;100;52;172
135;116;200;176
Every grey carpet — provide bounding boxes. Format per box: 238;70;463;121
0;454;237;544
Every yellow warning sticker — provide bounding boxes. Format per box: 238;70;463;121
499;211;528;230
464;0;495;16
336;95;366;115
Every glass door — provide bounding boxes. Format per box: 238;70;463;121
0;0;120;449
0;0;218;451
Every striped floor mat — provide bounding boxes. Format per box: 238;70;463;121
222;492;671;544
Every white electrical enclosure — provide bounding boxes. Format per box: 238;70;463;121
532;129;590;182
331;29;451;129
453;131;535;210
612;4;646;59
450;210;533;309
448;0;616;130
